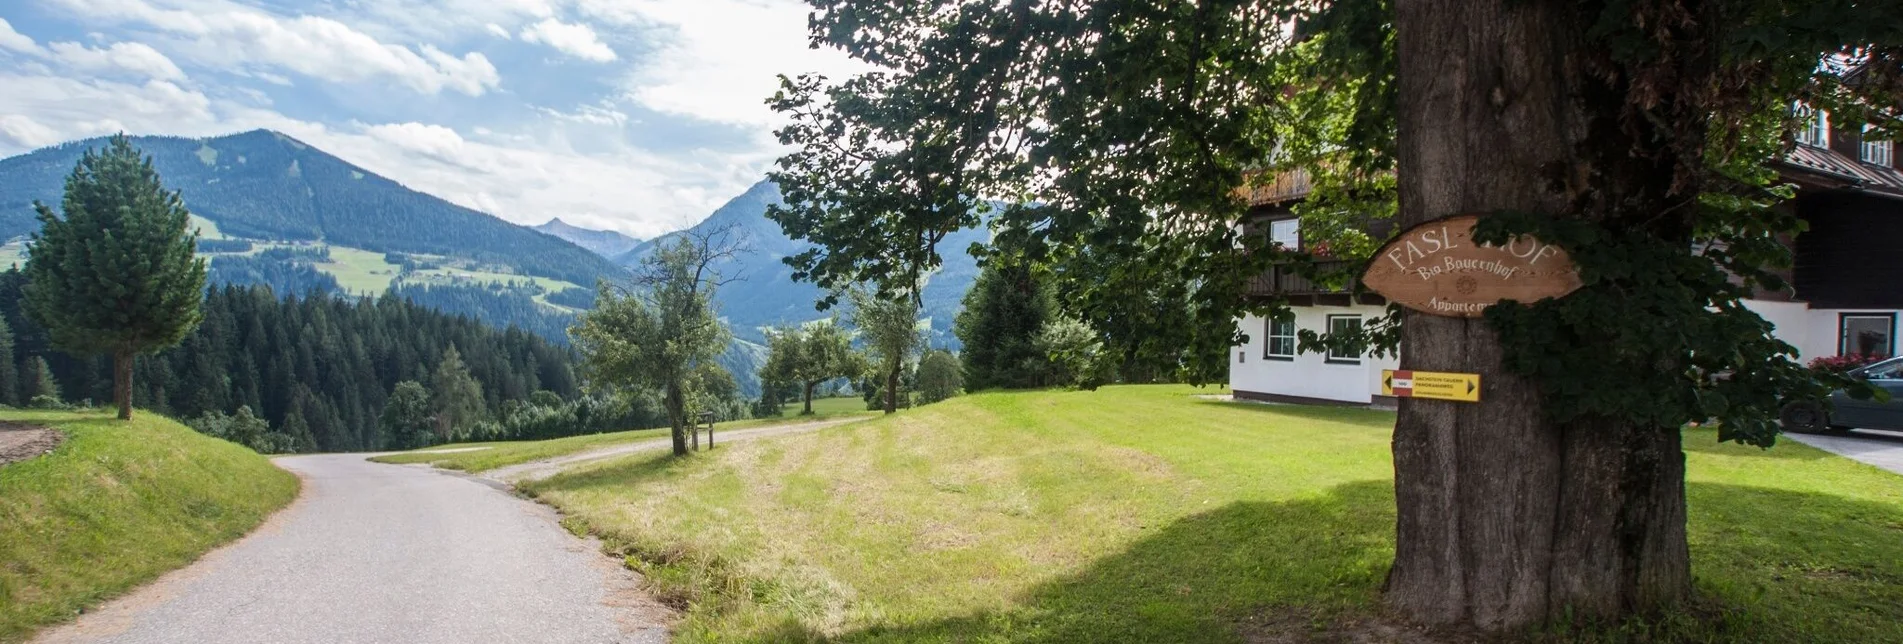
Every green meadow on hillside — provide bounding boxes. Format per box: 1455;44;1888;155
0;410;299;642
516;385;1903;643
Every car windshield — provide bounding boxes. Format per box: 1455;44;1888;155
1860;358;1903;380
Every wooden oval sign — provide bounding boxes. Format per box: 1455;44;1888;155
1362;215;1582;318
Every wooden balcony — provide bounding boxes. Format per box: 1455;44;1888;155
1236;168;1314;207
1245;259;1385;306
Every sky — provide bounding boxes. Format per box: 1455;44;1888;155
0;0;870;239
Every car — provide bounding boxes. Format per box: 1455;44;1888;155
1782;356;1903;433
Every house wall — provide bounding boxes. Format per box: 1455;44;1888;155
1232;300;1901;406
1231;305;1398;405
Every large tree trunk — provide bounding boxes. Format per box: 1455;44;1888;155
1386;0;1693;630
113;350;134;421
803;382;816;415
665;380;688;456
883;365;899;414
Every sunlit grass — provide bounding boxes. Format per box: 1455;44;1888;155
0;410;298;642
372;409;876;474
520;385;1903;643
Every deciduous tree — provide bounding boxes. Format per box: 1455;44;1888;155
769;0;1903;630
847;289;921;415
24;135;207;420
914;349;963;405
572;227;741;455
763;321;862;415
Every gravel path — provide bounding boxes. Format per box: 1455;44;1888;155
32;454;672;644
1787;429;1903;476
485;416;871;484
0;423;63;466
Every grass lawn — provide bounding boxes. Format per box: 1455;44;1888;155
0;410;299;643
372;410;877;473
319;245;404;295
518;385;1903;643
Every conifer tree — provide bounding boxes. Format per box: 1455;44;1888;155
24;134;207;420
0;315;16;407
430;346;486;442
21;356;59;406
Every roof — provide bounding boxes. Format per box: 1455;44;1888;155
1777;144;1903;199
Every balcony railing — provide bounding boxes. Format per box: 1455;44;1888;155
1245;259;1361;298
1235;168;1313;206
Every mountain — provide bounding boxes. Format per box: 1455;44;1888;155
0;130;625;287
620;180;987;349
533;218;642;258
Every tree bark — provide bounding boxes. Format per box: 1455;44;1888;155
665;380;688;456
113;350;133;421
1386;0;1692;630
803;381;816;415
884;365;899;414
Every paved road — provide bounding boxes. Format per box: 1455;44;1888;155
33;454;671;644
487;416;870;483
1788;429;1903;476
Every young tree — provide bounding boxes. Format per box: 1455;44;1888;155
572;228;740;456
953;258;1056;390
382;380;435;450
770;0;1903;631
430;345;486;442
848;289;922;415
763;321;862;415
21;356;59;406
24;135;208;420
914;349;963;405
0;315;16;407
1036;315;1111;390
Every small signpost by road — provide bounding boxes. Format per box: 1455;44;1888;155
699;411;716;447
1383;369;1481;403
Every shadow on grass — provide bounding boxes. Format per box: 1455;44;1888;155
735;480;1398;644
515;450;692;497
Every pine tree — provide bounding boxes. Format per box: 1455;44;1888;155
23;134;207;420
430;345;485;442
0;315;16;407
954;259;1056;390
22;356;59;406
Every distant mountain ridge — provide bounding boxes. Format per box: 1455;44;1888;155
0;130;625;287
533;218;642;258
622;180;986;348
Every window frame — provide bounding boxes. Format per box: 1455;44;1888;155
1862;125;1894;167
1324;314;1364;365
1263;316;1296;361
1794;103;1830;148
1268;217;1300;250
1839;312;1897;359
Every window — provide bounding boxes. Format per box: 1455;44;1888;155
1864;359;1903;380
1840;313;1896;358
1794;103;1829;148
1269;218;1300;250
1863;125;1894;167
1264;317;1296;360
1325;315;1364;364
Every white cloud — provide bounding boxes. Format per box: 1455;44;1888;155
484;23;512;39
0;115;63;150
48;41;186;81
519;18;616;62
572;0;874;126
0;17;43;55
49;0;502;96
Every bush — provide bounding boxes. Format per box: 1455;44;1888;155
1036;315;1114;390
915;349;963;405
187;406;299;454
1810;354;1887;373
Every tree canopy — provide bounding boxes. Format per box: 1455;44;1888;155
24;134;207;420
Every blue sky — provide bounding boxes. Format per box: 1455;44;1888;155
0;0;868;238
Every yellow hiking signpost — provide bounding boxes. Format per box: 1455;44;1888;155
1382;369;1481;403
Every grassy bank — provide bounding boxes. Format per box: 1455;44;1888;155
0;410;299;642
372;410;875;473
520;385;1903;643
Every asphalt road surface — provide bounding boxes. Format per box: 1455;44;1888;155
33;454;672;644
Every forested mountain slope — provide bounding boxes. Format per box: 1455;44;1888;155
620;181;988;348
0;130;624;287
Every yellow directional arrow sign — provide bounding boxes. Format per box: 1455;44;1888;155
1382;369;1481;403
